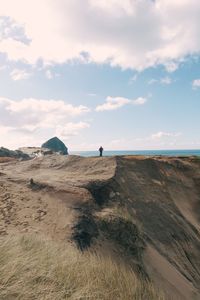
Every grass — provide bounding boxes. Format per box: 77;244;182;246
0;234;165;300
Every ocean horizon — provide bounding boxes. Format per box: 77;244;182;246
71;149;200;157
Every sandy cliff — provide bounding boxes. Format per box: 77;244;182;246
0;155;200;299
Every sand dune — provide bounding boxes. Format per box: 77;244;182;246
0;154;200;299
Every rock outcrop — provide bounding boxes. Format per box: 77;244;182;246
41;137;68;155
19;147;54;157
0;147;29;160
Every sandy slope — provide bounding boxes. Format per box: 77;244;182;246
0;154;200;299
0;155;116;240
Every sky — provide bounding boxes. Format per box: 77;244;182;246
0;0;200;151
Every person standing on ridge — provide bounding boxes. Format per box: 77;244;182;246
99;146;103;157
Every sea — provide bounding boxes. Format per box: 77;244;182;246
71;149;200;157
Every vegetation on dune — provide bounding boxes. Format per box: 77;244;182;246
0;234;165;300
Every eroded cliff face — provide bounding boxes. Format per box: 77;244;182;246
111;157;200;300
0;155;200;299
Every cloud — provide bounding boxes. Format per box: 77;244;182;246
96;96;147;111
55;122;90;139
45;69;53;79
128;74;138;84
10;68;32;80
87;93;97;97
148;78;158;85
96;96;130;111
151;131;182;140
0;97;90;148
72;131;184;151
44;69;60;79
164;61;179;73
0;16;30;44
126;131;183;150
133;97;147;105
0;125;13;134
0;0;200;70
192;79;200;89
160;77;172;85
3;98;90;116
148;76;173;85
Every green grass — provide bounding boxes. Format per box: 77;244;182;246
0;234;165;300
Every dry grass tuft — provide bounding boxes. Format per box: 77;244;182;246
0;234;165;300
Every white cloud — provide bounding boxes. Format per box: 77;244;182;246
148;76;173;85
160;76;172;85
133;97;147;105
151;131;182;140
45;69;53;79
164;61;179;73
4;98;90;116
96;96;130;111
148;78;158;85
0;65;7;71
0;125;13;134
124;131;183;150
96;96;147;111
0;16;30;44
44;69;60;79
10;68;32;80
88;93;97;97
0;97;90;148
128;74;138;84
71;131;184;151
192;79;200;88
55;122;90;139
0;0;200;70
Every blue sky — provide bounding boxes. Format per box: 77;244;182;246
0;0;200;150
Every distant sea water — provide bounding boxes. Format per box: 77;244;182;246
71;149;200;157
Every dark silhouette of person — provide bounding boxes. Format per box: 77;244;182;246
99;146;103;157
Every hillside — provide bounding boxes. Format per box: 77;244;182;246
0;155;200;299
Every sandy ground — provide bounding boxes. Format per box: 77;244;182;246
0;154;200;299
0;155;116;240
